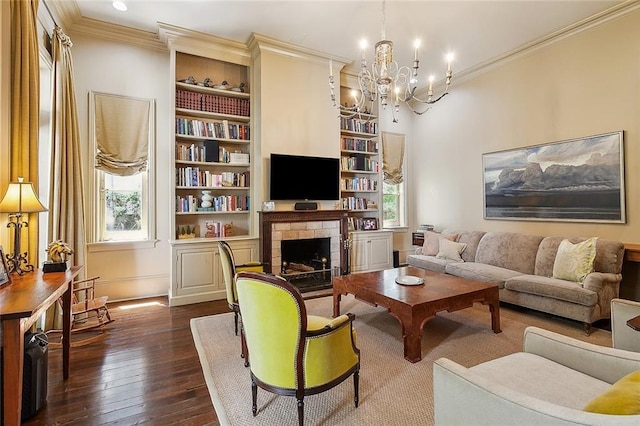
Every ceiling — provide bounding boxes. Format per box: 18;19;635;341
60;0;624;79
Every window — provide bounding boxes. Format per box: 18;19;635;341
90;92;155;243
99;172;147;241
381;132;407;228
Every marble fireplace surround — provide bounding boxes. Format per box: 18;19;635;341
259;210;349;276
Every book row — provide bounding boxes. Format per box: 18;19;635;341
340;156;380;172
176;195;250;213
203;221;234;238
176;142;248;164
340;197;373;211
176;89;250;117
176;167;249;188
340;137;378;153
340;177;378;191
340;117;378;135
347;216;380;231
176;118;250;140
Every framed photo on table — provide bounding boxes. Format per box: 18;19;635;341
0;245;11;288
362;218;378;230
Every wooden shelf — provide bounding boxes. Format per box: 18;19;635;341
176;81;250;99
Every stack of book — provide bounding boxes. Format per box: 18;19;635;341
418;224;434;232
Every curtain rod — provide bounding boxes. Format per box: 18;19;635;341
41;0;59;28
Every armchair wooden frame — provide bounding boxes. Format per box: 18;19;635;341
47;276;114;347
236;271;360;426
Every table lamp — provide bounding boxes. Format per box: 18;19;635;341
0;177;48;274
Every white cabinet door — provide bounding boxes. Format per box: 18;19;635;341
170;239;259;306
349;231;393;273
368;233;393;271
350;236;370;273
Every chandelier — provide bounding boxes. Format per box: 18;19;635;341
329;0;453;122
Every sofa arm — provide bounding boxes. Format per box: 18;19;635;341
433;357;640;425
582;272;622;318
611;298;640;352
523;326;640;384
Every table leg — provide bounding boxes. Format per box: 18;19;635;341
487;296;502;334
62;280;72;379
3;318;25;426
403;326;423;363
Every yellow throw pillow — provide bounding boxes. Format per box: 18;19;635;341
552;237;597;283
584;370;640;415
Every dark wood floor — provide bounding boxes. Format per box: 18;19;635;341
24;297;231;425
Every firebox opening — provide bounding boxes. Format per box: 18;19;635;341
281;237;332;293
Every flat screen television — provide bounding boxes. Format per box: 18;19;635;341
270;153;340;201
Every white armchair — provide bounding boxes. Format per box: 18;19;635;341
611;298;640;352
433;326;640;425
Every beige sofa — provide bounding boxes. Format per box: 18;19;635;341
433;326;640;425
407;230;625;330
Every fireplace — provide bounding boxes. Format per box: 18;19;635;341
281;237;334;292
259;210;349;293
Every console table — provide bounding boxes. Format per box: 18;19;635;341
0;266;82;425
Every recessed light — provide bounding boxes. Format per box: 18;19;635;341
112;1;127;12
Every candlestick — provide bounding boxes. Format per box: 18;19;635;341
329;59;333;77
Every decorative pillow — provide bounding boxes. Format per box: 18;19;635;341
436;237;467;262
583;369;640;414
422;231;458;256
552;237;597;283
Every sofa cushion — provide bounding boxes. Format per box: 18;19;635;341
553;237;597;283
406;255;451;274
436;238;467;262
443;230;486;262
445;262;522;288
584;369;640;415
535;236;625;277
475;232;543;275
422;231;458;256
505;275;598;307
470;352;611;410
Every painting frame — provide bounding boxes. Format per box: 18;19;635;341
482;131;625;223
0;245;11;288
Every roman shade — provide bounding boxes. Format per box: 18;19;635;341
94;93;150;176
382;131;405;184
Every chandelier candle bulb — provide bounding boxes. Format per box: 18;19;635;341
329;59;333;77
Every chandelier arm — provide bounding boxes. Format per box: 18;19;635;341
403;102;432;116
410;91;450;105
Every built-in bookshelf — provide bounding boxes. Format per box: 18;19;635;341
173;52;251;241
338;87;381;232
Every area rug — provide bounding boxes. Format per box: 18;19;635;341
191;295;611;426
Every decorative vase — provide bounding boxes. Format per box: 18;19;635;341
201;191;213;208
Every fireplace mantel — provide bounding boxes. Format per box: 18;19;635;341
259;210;349;275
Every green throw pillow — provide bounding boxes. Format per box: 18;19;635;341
552;237;597;283
584;369;640;415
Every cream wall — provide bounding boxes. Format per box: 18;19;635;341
71;35;172;300
411;10;639;241
254;45;341;211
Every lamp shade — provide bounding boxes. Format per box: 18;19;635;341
0;177;48;213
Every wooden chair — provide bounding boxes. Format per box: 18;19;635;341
235;271;360;426
218;241;267;365
48;276;114;347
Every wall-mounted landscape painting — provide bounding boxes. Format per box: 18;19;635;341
483;131;625;223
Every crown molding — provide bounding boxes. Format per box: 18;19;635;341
247;33;350;68
158;23;251;66
71;17;166;52
437;0;640;90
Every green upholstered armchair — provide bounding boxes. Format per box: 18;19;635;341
235;271;360;426
218;241;266;364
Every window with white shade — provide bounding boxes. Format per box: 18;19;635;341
90;92;155;242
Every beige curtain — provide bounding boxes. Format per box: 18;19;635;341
382;132;405;185
49;26;85;270
10;0;40;267
94;93;150;176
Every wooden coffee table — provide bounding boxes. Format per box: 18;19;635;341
333;266;501;362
